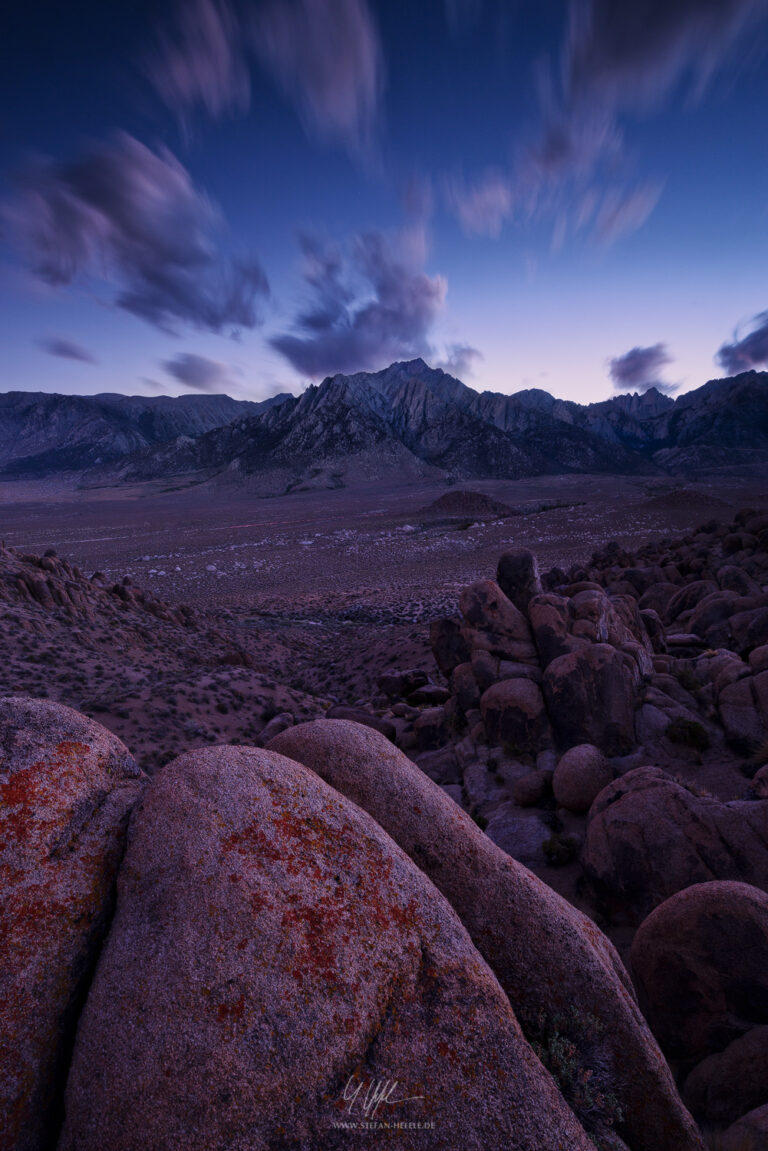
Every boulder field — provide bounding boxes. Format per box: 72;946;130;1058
4;509;768;1148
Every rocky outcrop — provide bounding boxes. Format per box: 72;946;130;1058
630;881;768;1065
584;769;768;917
269;718;704;1151
0;698;146;1151
60;745;596;1151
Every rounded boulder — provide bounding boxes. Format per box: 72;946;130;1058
630;881;768;1064
553;744;613;813
60;744;595;1151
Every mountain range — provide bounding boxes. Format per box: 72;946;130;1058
1;360;766;489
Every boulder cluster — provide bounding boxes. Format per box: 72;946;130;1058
2;697;704;1151
333;509;768;1144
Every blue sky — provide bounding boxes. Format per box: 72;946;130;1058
2;0;768;403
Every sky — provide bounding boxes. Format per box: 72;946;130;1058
2;0;768;405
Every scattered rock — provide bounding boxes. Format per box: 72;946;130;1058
255;711;294;745
377;667;429;699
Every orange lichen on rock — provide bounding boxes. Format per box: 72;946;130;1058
58;744;597;1151
0;697;145;1151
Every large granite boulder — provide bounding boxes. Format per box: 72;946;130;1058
630;881;768;1065
584;768;768;917
269;719;704;1151
0;697;146;1151
542;644;640;755
60;745;595;1151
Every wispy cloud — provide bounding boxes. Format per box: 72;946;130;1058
436;343;484;378
162;352;232;391
146;0;250;125
446;173;514;237
37;335;98;364
271;225;447;377
593;183;663;244
251;0;384;157
449;0;766;245
717;310;768;373
608;342;676;393
2;133;269;335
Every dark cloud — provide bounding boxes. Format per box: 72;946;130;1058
162;352;230;391
2;133;268;335
436;343;484;378
271;226;447;377
146;0;250;124
717;310;768;373
251;0;383;155
37;336;98;364
566;0;766;113
608;343;676;393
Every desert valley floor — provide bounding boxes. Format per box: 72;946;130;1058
4;471;764;691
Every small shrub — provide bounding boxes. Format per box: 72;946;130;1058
666;717;711;752
676;667;703;693
521;1006;625;1150
543;832;579;867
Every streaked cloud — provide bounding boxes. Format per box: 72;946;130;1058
2;133;269;335
446;173;514;238
37;335;98;364
146;0;250;124
251;0;384;156
162;352;231;391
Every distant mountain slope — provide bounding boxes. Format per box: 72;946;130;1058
107;359;654;489
0;391;290;476
1;362;766;487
